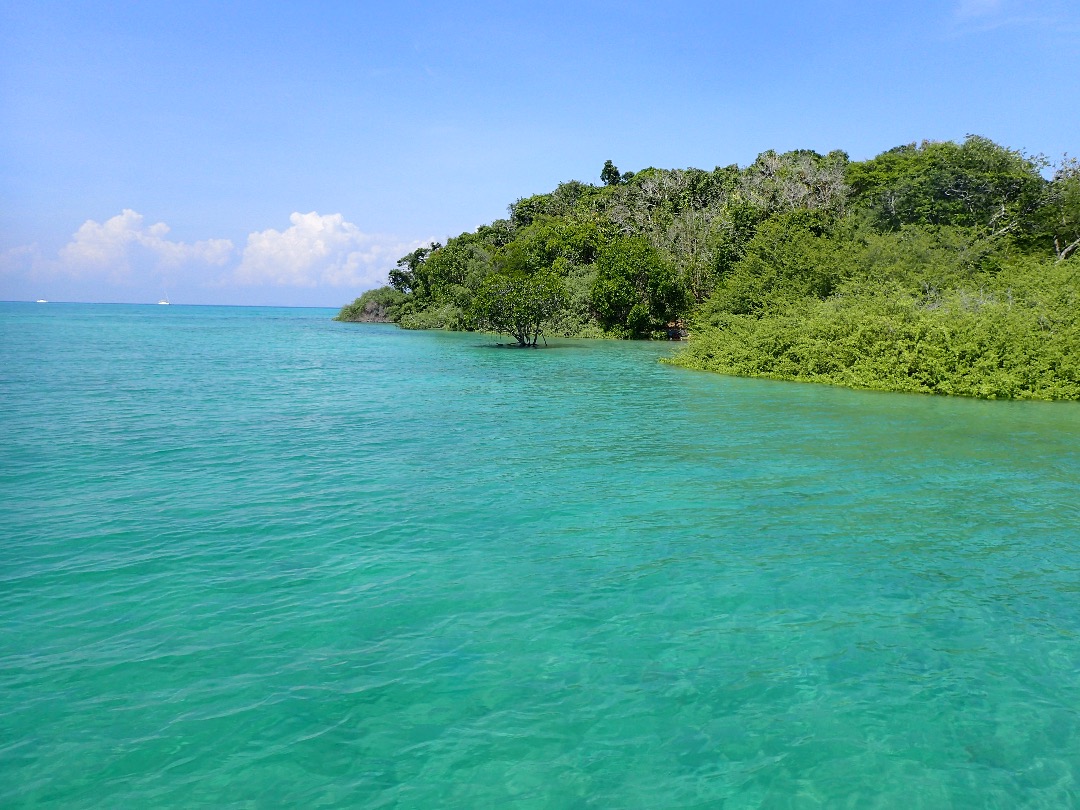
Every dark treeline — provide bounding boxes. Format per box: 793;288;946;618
338;136;1080;399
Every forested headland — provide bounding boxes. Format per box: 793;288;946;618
337;137;1080;399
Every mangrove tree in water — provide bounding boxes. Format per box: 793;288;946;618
470;271;566;347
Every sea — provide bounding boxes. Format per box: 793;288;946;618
2;302;1078;807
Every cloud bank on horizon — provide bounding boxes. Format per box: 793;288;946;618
2;210;428;307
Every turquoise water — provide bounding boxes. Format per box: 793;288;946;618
1;302;1078;807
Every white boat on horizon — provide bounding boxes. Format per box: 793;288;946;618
157;298;170;305
36;299;48;303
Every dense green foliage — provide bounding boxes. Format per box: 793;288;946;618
334;286;407;323
684;251;1080;400
338;136;1080;399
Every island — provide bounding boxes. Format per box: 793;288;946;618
338;136;1079;400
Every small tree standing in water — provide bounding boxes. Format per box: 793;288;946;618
470;271;566;347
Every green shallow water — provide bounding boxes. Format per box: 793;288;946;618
1;302;1078;807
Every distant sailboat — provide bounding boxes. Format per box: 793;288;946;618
36;298;48;303
157;298;170;305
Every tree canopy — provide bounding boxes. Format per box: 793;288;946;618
600;160;621;186
470;270;566;346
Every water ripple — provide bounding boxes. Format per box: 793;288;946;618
1;304;1079;807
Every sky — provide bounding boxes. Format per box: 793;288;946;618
1;0;1078;307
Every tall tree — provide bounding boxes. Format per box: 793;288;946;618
601;160;622;187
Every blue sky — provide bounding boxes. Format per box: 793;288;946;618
2;0;1077;307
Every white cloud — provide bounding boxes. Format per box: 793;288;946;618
235;211;427;289
2;243;39;267
955;0;1005;19
949;0;1076;32
55;209;233;280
